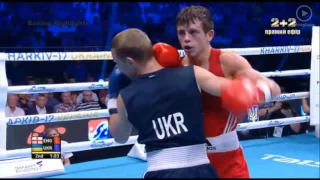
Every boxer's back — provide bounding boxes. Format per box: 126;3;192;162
120;66;206;152
202;48;238;137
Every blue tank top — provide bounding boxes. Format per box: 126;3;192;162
120;66;206;152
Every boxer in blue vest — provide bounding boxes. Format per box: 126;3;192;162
108;28;269;178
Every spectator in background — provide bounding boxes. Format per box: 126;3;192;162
45;127;73;166
44;78;60;108
28;77;38;101
69;78;77;83
7;62;26;85
77;74;99;104
45;31;62;47
87;16;103;49
46;78;55;84
302;98;310;114
61;32;77;51
258;102;283;119
45;93;60;109
31;31;45;52
237;102;282;140
63;61;88;83
77;91;99;104
98;89;108;109
28;77;37;85
27;94;53;115
76;90;101;111
17;94;33;112
301;98;315;132
76;75;100;104
71;92;78;105
268;88;310;135
5;94;25;117
54;92;76;113
266;100;307;137
87;75;96;82
267;100;310;136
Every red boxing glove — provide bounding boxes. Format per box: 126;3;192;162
256;80;272;103
153;43;182;67
221;77;270;117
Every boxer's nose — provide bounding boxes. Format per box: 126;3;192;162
184;33;191;43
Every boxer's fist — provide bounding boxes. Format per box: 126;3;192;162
108;66;131;99
153;43;181;67
256;80;272;103
108;66;132;111
221;77;268;116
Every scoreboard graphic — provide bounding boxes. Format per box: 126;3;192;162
31;136;61;159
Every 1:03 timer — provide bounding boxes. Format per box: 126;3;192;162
32;153;61;159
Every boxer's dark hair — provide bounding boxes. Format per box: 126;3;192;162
176;5;214;33
111;28;153;63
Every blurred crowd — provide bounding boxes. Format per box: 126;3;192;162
2;2;319;85
1;2;319;51
6;79;108;118
0;2;317;144
238;90;312;140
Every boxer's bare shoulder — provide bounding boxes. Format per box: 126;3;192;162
181;56;190;66
219;51;252;78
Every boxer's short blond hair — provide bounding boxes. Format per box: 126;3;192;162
111;28;153;63
176;5;214;33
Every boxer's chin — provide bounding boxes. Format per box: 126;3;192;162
184;48;196;57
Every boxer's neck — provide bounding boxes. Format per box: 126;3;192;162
189;46;211;70
138;57;163;75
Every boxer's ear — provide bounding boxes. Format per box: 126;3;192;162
126;57;135;66
206;30;214;42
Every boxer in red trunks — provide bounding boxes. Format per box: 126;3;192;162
175;6;281;178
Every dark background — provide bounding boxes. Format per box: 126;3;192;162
2;2;318;90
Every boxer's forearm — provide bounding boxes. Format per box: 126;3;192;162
108;66;132;143
193;65;231;96
223;52;281;100
110;114;127;143
109;96;132;144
